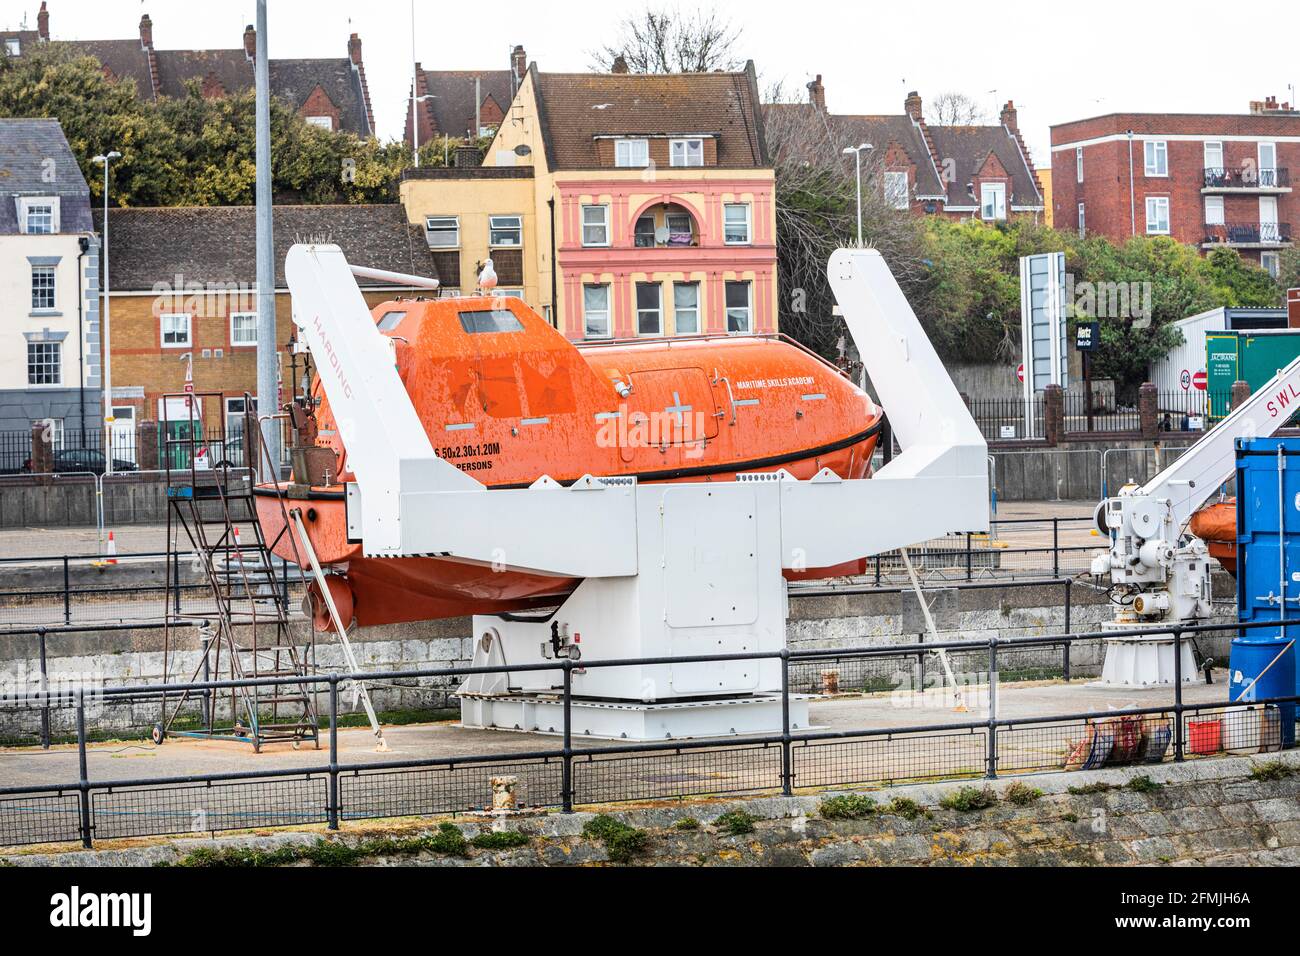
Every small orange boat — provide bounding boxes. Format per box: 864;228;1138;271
255;295;884;629
1189;499;1237;576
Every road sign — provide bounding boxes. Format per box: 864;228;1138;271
1075;321;1100;352
1193;370;1208;392
1016;364;1025;384
1181;369;1191;391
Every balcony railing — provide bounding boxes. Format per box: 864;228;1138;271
1203;166;1290;189
1202;221;1292;245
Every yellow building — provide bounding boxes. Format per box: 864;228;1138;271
1039;167;1054;227
400;62;778;341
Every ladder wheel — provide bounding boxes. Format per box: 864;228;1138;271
233;722;247;738
292;740;301;750
151;723;166;746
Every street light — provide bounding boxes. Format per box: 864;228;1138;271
842;143;873;247
92;150;121;476
412;94;437;167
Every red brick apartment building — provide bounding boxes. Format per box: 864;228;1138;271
1051;97;1299;276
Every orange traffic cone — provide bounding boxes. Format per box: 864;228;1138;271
106;531;118;566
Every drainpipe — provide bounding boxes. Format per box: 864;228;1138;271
548;196;559;330
76;236;89;444
1127;129;1136;237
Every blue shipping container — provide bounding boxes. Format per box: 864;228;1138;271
1235;437;1300;699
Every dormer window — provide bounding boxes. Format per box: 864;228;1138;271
670;138;704;167
19;197;59;235
305;115;334;131
615;138;650;168
4;38;19;57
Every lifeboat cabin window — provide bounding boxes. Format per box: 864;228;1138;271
377;311;406;332
458;309;525;334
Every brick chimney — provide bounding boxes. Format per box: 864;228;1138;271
244;24;256;61
1000;100;1018;132
807;74;826;111
138;13;153;49
37;1;48;40
904;90;923;122
611;54;629;74
348;33;362;66
511;44;527;81
1289;288;1300;329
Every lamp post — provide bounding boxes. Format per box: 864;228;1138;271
92;150;121;476
842;143;873;247
412;94;436;167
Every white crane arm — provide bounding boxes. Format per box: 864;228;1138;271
1130;354;1300;537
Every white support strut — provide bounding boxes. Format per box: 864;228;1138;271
285;243;990;739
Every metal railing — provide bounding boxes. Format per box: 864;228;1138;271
0;549;310;631
965;396;1045;442
0;614;1291;849
1062;393;1140;434
1203;221;1292;245
1203;166;1290;189
0;519;1099;630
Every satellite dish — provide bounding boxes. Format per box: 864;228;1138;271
514;144;532;157
654;226;670;244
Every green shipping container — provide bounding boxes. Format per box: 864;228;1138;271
1206;330;1300;419
1206;332;1239;418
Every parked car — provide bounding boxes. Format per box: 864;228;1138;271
22;449;140;475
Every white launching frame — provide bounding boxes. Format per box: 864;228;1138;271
286;244;989;740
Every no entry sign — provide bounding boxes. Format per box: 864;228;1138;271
1193;371;1208;392
1016;364;1025;384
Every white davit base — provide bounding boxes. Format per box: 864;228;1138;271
458;693;813;742
1098;623;1198;688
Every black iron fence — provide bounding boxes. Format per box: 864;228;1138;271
965;396;1045;442
0;550;310;631
1203;221;1292;245
1202;166;1290;189
0;421;296;475
0;615;1292;849
1156;390;1230;431
1062;393;1140;434
0;518;1099;631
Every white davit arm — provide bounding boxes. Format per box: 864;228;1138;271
1093;352;1300;622
1131;353;1300;533
287;244;483;555
773;249;989;569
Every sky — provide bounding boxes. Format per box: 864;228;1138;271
6;0;1299;166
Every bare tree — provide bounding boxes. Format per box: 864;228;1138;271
591;5;743;73
928;92;991;126
763;82;926;359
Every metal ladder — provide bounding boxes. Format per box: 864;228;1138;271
157;392;319;752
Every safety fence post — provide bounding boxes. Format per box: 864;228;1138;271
780;650;793;797
76;692;92;848
1173;628;1185;763
562;660;574;813
63;556;71;625
327;676;340;830
1062;579;1073;682
38;628;50;749
985;638;999;780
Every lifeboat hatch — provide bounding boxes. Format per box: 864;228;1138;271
618;367;720;462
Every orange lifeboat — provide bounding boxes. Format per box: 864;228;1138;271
255;296;885;628
1188;499;1237;576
